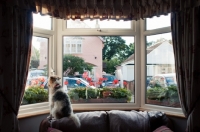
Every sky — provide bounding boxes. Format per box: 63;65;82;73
33;13;171;45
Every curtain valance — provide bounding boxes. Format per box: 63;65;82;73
34;0;200;20
3;0;200;20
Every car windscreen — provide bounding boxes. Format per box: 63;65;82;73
165;77;177;85
103;75;116;82
67;79;86;87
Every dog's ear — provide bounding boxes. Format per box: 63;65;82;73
57;77;61;80
50;76;55;80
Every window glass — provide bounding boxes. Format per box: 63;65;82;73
33;13;52;30
67;19;131;29
146;14;170;30
146;33;180;108
22;36;48;105
63;36;135;103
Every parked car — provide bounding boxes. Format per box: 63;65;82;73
102;74;119;88
146;76;152;86
43;77;95;92
26;70;47;88
147;73;177;89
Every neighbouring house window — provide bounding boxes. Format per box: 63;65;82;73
22;36;49;105
62;36;135;104
63;37;83;54
33;13;52;30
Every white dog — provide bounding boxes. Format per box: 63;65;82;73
48;75;81;127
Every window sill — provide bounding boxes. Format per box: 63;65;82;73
140;104;185;118
18;102;185;119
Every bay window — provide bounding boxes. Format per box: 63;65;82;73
18;13;183;118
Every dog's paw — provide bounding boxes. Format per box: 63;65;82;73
47;115;53;120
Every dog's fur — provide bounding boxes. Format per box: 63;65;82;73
48;75;81;127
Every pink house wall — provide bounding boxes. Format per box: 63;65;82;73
73;37;104;79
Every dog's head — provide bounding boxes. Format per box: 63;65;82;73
48;75;61;91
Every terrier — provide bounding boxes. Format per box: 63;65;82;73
48;75;81;127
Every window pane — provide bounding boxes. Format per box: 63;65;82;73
146;33;180;108
33;13;52;30
22;36;48;105
146;14;170;30
67;19;131;29
62;36;135;103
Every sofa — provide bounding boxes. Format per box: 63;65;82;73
39;110;173;132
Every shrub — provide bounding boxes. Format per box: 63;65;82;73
147;85;179;103
22;86;48;105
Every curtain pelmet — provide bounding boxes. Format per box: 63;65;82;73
34;0;200;20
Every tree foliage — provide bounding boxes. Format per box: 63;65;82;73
103;58;121;74
102;36;134;62
117;43;134;61
63;55;93;76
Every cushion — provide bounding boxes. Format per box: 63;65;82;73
51;111;109;132
153;126;173;132
48;127;62;132
148;111;173;131
108;110;151;132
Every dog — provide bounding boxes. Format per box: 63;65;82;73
48;75;81;127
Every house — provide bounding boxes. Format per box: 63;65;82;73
115;40;175;84
63;36;104;81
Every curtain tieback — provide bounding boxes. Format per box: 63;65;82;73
0;89;17;116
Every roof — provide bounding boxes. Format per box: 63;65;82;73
121;41;167;64
122;54;135;64
146;41;163;54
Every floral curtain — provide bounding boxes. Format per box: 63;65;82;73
0;3;34;131
35;0;200;20
171;6;200;132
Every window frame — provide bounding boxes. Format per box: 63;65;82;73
140;18;183;116
18;16;185;119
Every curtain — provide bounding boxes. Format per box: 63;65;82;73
34;0;200;20
0;3;34;132
171;6;200;132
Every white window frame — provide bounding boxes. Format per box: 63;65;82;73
18;17;57;118
18;16;185;119
56;19;140;111
140;19;184;116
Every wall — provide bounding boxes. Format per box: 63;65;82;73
168;116;187;132
19;114;49;132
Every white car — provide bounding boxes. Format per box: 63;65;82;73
43;77;95;92
147;73;177;88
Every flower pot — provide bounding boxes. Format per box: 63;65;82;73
102;91;112;98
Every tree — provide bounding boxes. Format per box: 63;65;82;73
117;43;134;61
102;36;134;62
30;46;40;69
31;46;40;60
103;58;121;74
102;36;126;60
63;55;93;76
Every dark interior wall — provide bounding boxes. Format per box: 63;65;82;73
168;116;187;132
19;114;49;132
19;113;187;132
